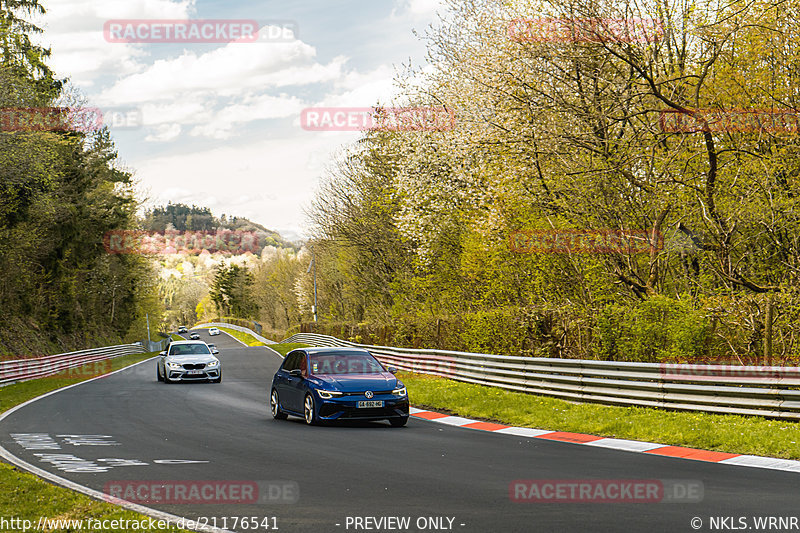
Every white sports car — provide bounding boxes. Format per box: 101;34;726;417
157;340;221;383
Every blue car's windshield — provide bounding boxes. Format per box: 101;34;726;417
309;353;384;375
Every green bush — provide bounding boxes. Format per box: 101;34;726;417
594;296;710;362
290;297;715;362
458;308;527;355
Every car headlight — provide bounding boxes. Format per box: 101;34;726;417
317;389;343;399
392;386;407;397
167;362;182;369
207;360;219;368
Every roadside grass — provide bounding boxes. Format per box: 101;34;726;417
214;326;266;347
267;343;310;357
400;372;800;460
0;352;192;532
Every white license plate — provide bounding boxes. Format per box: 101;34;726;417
357;400;384;408
186;370;204;375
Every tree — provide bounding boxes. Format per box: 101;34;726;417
209;264;256;318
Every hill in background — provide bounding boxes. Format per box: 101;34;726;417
142;203;299;253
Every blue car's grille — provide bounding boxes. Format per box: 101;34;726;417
319;403;408;418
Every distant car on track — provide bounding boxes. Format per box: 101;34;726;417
270;347;408;426
189;332;200;340
157;340;221;383
208;327;220;336
177;326;188;334
207;343;219;355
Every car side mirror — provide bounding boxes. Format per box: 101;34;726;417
387;366;397;374
159;351;166;356
289;369;303;377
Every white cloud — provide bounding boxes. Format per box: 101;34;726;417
134;134;350;235
27;0;437;235
39;0;195;33
42;32;146;87
145;123;182;142
393;0;448;18
34;0;195;84
99;42;346;105
139;100;209;127
186;94;305;140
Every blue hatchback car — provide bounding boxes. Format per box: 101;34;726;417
270;347;409;426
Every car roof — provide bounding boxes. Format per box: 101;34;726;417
170;340;207;346
294;347;372;356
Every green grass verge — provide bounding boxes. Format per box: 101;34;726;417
212;326;266;347
1;352;192;532
400;372;800;460
267;343;310;357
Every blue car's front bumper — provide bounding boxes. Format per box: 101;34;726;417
314;392;409;421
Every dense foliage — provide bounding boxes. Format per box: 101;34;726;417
0;0;158;354
299;0;800;363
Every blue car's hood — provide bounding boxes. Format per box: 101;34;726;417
314;373;397;392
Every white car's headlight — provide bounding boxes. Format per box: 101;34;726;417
206;360;219;368
167;362;182;369
317;390;343;399
392;386;407;397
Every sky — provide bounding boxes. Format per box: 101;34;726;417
32;0;447;240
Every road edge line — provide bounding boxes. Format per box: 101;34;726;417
0;356;233;533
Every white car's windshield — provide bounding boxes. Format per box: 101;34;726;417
169;344;211;356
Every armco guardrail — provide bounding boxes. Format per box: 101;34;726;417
0;344;145;387
194;322;276;345
281;333;800;420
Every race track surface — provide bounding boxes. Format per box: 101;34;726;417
2;331;799;532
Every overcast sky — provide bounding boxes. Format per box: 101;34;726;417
33;0;445;240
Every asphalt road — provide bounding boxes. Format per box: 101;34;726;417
2;330;799;533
